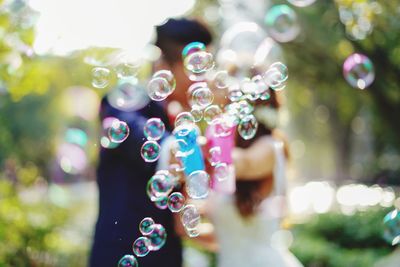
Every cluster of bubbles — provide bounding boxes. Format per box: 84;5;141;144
383;209;400;246
118;218;167;267
343;53;375;90
336;0;382;40
141;117;165;162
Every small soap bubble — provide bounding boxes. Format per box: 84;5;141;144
180;204;201;230
186;170;210;199
209;146;222;166
148;224;167;251
383;209;400;246
175;112;196;128
184;51;215;74
237;100;254;118
264;66;287;91
153;70;176;90
167;192;185;213
182;42;206;58
343;53;374;89
92;67;111;88
270;62;289;82
148;173;174;198
204;105;222;125
118;254;138;267
238;114;258;140
108;119;130;143
139;217;155;235
188;82;214;109
115;62;139;78
215;162;229;181
147;77;172;101
191;107;203;122
213;70;230;89
228;84;243;102
240;78;259;95
141;140;161;162
144;118;165;141
132;236;151;257
265;5;300;43
154;196;168;210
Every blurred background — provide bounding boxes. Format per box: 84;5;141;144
0;0;399;266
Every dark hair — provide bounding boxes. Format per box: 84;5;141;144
235;89;281;218
155;18;213;64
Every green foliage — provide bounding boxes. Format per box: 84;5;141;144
291;208;395;267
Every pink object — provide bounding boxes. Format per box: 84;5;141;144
206;124;236;194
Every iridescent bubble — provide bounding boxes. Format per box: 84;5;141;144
147;77;172;101
270;62;289;81
188;82;214;109
287;0;316;7
190;107;203;122
132;236;151;257
175;112;195;128
209;146;222;166
118;255;138;267
182;42;206;58
184;51;215;74
238;114;258;140
264;66;287;91
144;118;165;141
107;77;148;111
237;100;254;118
154;196;168;210
108;119;130;143
265;5;300;43
186;170;210;199
139;217;155;235
148;224;167;251
141;140;161;162
148;173;174;198
153;70;176;91
251;75;269;95
114;62;139;78
167;192;185;213
92;67;111;88
214;163;229;181
204;105;222;125
180;204;201;230
213;70;230;89
343;53;375;89
383;209;400;246
228;84;243;102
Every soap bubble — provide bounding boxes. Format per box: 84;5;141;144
185;227;200;238
144;118;165;141
180;204;201;230
146;70;176;101
132;236;151;257
182;42;206;58
92;67;111;88
265;5;300;43
118;255;138;267
204;105;222;125
270;62;289;82
148;224;167;251
237;100;254;118
343;53;374;89
213;70;230;89
114;62;139;78
228;84;243;102
186;170;210;199
153;70;176;90
238;114;258;140
263;62;288;91
209;146;222;166
190;107;203;122
139;217;155;235
215;163;229;181
188;82;214;109
383;209;400;246
184;51;215;74
154;196;168;210
287;0;316;7
175;112;195;128
141;141;161;162
108;119;130;143
167;192;185;213
107;77;148;111
148;173;174;198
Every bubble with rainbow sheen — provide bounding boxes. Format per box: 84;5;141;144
343;53;374;89
132;236;151;257
141;140;161;162
238;114;258;140
118;254;138;267
186;170;210;199
146;70;176;101
180;204;201;230
148;173;174;198
383;209;400;246
154;196;168;210
182;42;206;59
265;5;300;43
147;224;167;251
144;118;165;141
189;82;214;109
108;119;130;143
204;105;222;125
184;51;215;74
92;67;111;89
139;217;155;235
167;192;185;213
175;112;196;128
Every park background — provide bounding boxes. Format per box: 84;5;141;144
0;0;399;266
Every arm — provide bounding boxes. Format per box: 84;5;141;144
232;136;276;180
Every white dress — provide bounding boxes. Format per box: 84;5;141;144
208;140;303;267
